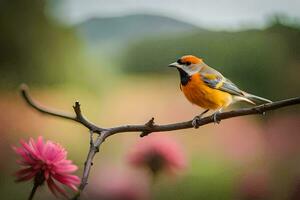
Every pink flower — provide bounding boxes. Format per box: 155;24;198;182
88;166;149;200
128;134;186;175
13;136;80;198
237;168;270;200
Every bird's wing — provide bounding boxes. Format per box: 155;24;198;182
199;65;244;96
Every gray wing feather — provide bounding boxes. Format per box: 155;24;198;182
200;64;244;96
219;79;244;96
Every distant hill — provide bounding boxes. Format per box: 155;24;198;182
74;13;300;100
76;14;199;47
122;23;300;99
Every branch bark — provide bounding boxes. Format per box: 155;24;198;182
20;84;105;133
20;84;300;199
21;84;300;137
72;131;106;200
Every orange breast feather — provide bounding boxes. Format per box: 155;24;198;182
181;73;232;110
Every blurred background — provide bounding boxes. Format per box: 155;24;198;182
1;0;300;199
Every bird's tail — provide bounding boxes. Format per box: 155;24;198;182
233;92;272;105
243;92;272;104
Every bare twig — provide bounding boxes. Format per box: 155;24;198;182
20;84;300;199
21;84;300;137
72;132;106;200
20;84;106;134
79;131;105;190
106;97;300;136
20;84;75;121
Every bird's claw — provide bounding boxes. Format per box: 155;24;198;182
213;113;221;124
192;116;201;129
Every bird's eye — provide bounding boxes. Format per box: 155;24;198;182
177;59;183;64
186;61;191;66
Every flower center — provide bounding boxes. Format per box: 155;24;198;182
145;152;165;175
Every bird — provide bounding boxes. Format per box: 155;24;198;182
168;55;272;127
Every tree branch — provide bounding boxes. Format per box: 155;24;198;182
20;84;105;133
72;131;106;200
107;97;300;136
19;84;300;199
21;84;300;137
20;84;76;121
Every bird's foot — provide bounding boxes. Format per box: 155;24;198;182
213;112;221;124
192;115;202;129
192;109;210;128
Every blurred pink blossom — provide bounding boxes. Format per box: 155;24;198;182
264;116;300;160
128;134;186;175
237;168;270;200
88;166;149;200
13;136;80;198
214;118;265;164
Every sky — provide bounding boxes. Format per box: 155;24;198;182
53;0;300;29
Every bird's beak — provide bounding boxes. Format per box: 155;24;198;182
168;62;180;68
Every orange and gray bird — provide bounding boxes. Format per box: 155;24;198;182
168;55;272;127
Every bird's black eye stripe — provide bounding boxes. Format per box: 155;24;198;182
177;59;183;64
177;59;191;66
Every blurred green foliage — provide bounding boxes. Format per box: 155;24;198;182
0;0;86;89
122;22;300;99
154;158;235;200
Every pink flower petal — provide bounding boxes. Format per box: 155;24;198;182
15;171;36;182
52;174;80;188
54;164;78;173
47;178;68;198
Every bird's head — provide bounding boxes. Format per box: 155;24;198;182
168;55;205;76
